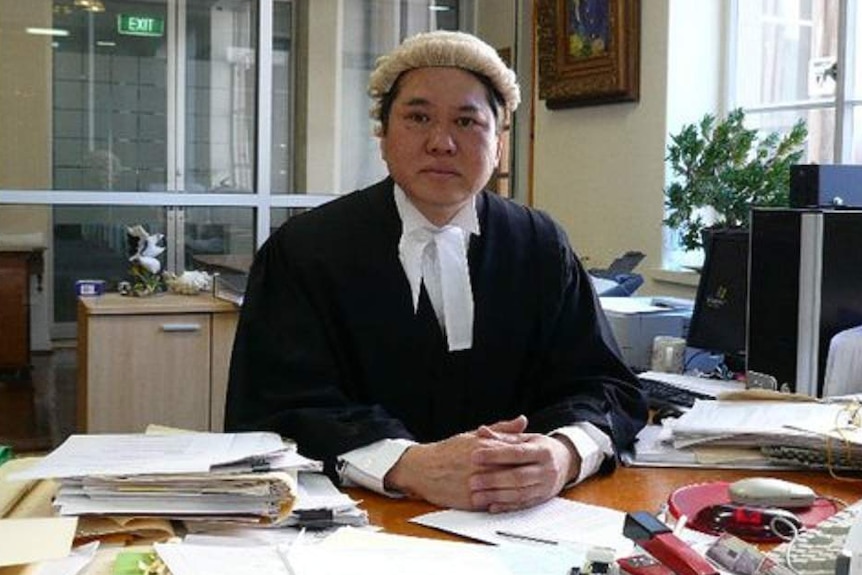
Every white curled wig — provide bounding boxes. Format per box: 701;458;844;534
368;30;521;135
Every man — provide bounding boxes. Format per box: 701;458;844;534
226;30;646;513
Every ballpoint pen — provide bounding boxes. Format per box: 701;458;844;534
495;529;558;545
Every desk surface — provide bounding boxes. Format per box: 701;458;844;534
5;464;861;573
345;466;861;542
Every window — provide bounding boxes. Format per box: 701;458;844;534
0;0;470;340
665;1;861;271
730;0;862;164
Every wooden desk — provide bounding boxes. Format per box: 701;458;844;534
345;466;862;543
4;465;860;574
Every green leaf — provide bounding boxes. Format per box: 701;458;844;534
663;107;808;251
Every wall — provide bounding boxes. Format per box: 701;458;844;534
0;0;53;350
529;0;722;298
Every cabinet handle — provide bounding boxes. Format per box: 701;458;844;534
160;323;202;332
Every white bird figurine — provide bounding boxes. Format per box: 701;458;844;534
127;225;165;275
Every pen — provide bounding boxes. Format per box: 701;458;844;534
494;530;558;545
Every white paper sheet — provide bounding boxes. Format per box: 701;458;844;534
155;542;292;575
600;297;666;314
292;472;357;512
156;532;514;575
34;541;100;575
411;497;634;555
671;400;850;448
8;432;286;480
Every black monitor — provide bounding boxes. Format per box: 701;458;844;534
686;229;749;372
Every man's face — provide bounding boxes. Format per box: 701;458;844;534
380;67;502;226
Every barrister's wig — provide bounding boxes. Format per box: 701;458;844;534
368;30;521;134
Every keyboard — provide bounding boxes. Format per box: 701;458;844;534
637;371;745;409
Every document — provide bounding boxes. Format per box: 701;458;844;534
53;471;296;523
280;471;367;528
670;401;850;449
623;425;802;469
0;517;77;567
7;432;303;526
155;542;292;575
313;527;584;575
8;432;290;481
0;458;40;518
600;297;667;314
155;527;579;575
411;497;634;555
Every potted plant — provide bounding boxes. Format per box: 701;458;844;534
663;108;808;252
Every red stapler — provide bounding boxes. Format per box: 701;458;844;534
621;511;718;575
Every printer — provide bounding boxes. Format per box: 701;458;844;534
601;297;693;372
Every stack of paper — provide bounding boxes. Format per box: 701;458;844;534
185;471;368;534
281;472;367;528
623;424;794;469
8;432;315;525
670;400;852;449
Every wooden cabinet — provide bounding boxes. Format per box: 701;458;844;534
0;248;44;376
77;294;239;433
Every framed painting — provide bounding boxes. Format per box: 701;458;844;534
536;0;641;109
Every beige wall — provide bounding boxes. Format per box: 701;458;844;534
0;0;52;194
530;0;721;298
532;1;669;294
0;0;52;238
475;0;515;51
0;0;53;350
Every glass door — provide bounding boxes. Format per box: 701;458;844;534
50;0;261;330
1;0;477;339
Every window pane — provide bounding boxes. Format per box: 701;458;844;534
746;107;835;163
52;3;168;192
271;0;294;194
184;207;255;274
338;0;463;193
735;0;837;107
270;207;311;233
854;0;862;100
851;105;862;163
53;206;166;323
185;0;256;193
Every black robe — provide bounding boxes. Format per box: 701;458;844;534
225;178;647;477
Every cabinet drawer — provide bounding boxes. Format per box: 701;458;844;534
86;313;212;433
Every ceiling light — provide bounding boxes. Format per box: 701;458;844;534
26;27;70;37
74;0;105;12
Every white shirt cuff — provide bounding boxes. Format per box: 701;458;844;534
337;438;416;497
550;422;614;484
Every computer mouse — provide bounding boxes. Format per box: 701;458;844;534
727;477;816;508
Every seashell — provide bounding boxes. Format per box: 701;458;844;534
163;270;213;295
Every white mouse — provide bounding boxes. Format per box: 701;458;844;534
728;477;816;508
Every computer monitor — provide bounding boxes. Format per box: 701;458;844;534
686;229;749;372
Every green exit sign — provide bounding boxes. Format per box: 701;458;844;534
117;14;164;37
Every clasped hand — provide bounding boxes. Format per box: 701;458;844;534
384;415;581;513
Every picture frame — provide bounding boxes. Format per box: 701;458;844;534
536;0;641;109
